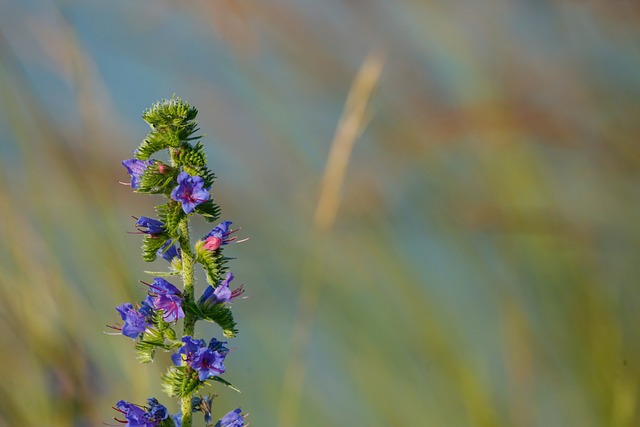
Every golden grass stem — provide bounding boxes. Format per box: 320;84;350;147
276;49;385;427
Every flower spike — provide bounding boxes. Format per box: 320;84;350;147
111;98;247;427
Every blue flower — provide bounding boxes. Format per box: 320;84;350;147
115;400;147;425
215;408;245;427
115;299;154;339
171;336;205;366
207;337;229;355
198;272;244;308
135;217;166;236
171;171;210;214
138;295;156;318
146;398;168;422
171;336;229;381
171;413;182;427
192;347;226;381
122;158;153;189
157;240;180;263
202;395;214;425
114;398;169;427
148;278;184;322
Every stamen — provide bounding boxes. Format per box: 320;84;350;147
231;285;245;299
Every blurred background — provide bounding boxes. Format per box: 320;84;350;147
1;0;640;426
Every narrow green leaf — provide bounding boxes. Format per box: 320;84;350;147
210;376;241;393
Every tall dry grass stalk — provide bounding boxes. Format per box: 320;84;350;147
277;49;385;427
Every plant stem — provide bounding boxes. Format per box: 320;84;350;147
179;217;196;335
178;216;195;427
181;397;193;427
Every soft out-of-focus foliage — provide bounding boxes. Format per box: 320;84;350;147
1;1;639;426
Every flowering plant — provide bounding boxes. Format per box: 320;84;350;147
109;98;248;427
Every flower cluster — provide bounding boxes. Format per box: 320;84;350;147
199;273;244;308
172;336;229;381
147;278;185;323
109;98;248;427
113;398;173;427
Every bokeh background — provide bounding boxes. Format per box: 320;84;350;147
1;1;640;426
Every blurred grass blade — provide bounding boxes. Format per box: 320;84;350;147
313;49;386;232
277;49;385;427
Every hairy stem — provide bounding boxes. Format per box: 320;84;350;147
181;398;194;427
178;217;195;426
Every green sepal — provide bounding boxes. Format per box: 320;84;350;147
194;199;220;223
133;328;168;363
137;161;177;194
156;201;185;237
162;366;205;398
185;301;237;338
195;242;228;285
157;316;178;342
133;313;180;363
133;333;158;363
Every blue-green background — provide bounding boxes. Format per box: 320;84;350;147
1;1;640;426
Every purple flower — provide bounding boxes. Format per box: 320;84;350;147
198;272;244;308
114;398;168;427
115;400;148;426
115;300;153;339
192;347;226;381
157;240;180;263
148;278;184;322
135;217;166;236
122;158;153;189
171;336;229;381
215;408;245;427
171;171;210;214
